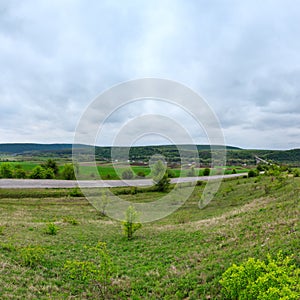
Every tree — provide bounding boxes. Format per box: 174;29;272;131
122;205;142;240
43;168;55;179
99;190;110;216
166;169;176;178
121;168;133;180
187;167;196;177
30;166;45;179
152;160;166;183
62;164;76;180
0;163;13;178
152;160;170;192
203;168;210;176
42;159;59;176
13;165;27;178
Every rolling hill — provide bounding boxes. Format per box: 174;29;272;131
0;143;299;165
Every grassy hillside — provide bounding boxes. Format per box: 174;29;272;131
0;175;299;298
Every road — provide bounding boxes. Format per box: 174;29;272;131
0;173;247;189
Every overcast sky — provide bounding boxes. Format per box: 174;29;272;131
0;0;300;149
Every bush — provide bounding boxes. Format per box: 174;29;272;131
0;163;13;178
220;252;300;299
30;166;45;179
19;245;46;267
63;216;79;225
62;164;76;180
64;242;114;298
99;190;110;216
122;168;134;179
43;168;55;179
0;225;5;235
203;168;210;176
69;187;83;197
44;222;58;235
154;173;170;192
166;169;176;178
248;169;258;178
293;169;300;177
13;165;27;178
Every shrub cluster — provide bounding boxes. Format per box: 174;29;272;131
220;252;300;299
0;159;78;180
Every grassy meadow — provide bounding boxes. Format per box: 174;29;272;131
0;174;299;299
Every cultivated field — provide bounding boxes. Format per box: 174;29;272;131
0;160;249;180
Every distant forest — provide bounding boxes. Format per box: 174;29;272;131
0;143;299;166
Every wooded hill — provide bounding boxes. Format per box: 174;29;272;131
0;143;299;166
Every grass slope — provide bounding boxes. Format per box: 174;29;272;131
0;175;299;299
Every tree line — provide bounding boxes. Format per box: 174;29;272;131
0;159;77;180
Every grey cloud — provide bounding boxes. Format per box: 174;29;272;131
0;0;300;149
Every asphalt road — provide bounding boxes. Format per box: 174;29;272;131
0;173;247;189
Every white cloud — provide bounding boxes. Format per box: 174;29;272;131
0;0;300;149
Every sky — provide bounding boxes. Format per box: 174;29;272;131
0;0;300;150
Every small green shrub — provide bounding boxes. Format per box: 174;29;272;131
63;216;79;225
175;212;190;224
98;190;110;216
130;186;137;195
293;169;300;177
220;251;300;299
122;205;142;240
64;242;114;298
45;222;58;235
166;169;176;178
69;187;83;197
64;260;96;284
264;184;271;195
0;225;5;235
248;169;258;178
19;245;46;267
43;167;55;179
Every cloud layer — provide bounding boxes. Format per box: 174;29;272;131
0;0;300;149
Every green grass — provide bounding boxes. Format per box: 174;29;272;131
0;161;40;171
0;161;249;180
76;164;249;179
0;175;299;299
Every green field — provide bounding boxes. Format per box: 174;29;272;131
0;175;299;299
0;161;249;180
